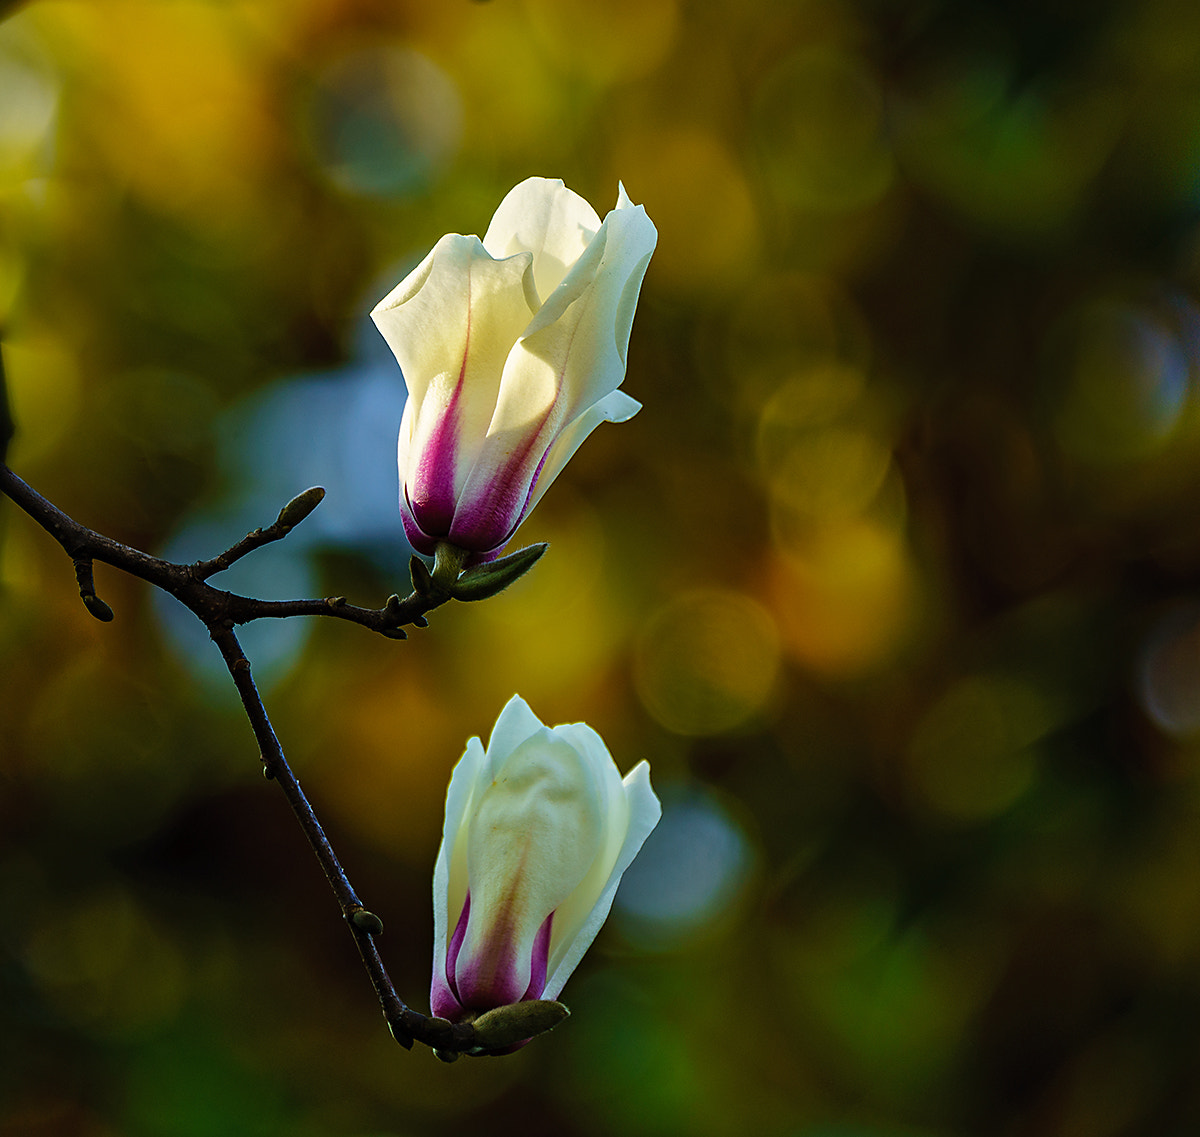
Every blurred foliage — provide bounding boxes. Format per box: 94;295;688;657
5;0;1200;1134
1;344;12;464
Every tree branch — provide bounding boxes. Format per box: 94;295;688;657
0;463;446;635
0;460;565;1058
208;624;431;1052
193;486;328;579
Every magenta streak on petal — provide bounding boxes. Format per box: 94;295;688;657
407;382;462;538
473;912;555;1055
521;911;553;1002
454;930;525;1011
430;968;464;1020
449;286;597;553
453;889;537;1011
430;893;471;1020
447;406;556;554
506;443;553;542
406;268;473;540
446;892;471;1001
400;485;438;556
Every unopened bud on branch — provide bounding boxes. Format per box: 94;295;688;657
274;486;326;531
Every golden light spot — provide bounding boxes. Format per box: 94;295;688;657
764;424;894;521
613;127;759;291
314;673;460;862
634;589;780;736
769;520;917;678
38;0;272;217
2;332;81;466
521;0;679;85
0;18;58;186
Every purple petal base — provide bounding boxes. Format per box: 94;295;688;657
445;428;553;556
430;891;555;1025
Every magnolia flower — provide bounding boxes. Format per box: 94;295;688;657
372;178;657;561
430;695;661;1031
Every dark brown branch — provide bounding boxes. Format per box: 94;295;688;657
203;616;528;1054
207;625;420;1051
193;486;328;579
0;463;446;635
0;467;452;1042
0;461;565;1058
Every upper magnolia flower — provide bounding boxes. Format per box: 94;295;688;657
430;695;661;1032
372;177;657;560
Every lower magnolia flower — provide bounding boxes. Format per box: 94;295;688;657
372;177;657;561
430;695;661;1031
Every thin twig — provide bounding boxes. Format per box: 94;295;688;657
0;464;442;635
0;462;480;1053
0;461;566;1057
207;624;434;1051
193;486;328;580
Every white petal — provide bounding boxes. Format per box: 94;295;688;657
431;733;488;972
543;759;661;1000
451;197;654;528
483;177;602;305
539;723;630;965
522;389;642;518
483;694;545;773
496;193;657;434
458;731;606;999
373;235;537;493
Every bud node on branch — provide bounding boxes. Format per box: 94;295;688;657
72;558;115;621
0;461;560;1063
349;908;384;936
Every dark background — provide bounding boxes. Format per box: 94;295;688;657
4;0;1200;1134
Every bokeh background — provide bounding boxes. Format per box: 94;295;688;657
5;0;1200;1133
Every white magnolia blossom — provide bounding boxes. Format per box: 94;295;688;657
372;177;657;560
430;696;661;1028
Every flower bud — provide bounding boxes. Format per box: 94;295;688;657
372;178;657;562
430;696;660;1045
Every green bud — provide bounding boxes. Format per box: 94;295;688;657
274;486;325;530
81;593;115;622
449;543;548;602
350;908;384;936
469;999;569;1050
409;554;434;597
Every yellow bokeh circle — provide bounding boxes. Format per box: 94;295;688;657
634;589;781;736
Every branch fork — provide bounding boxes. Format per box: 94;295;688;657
0;459;558;1058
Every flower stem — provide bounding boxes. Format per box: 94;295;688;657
0;460;505;1056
